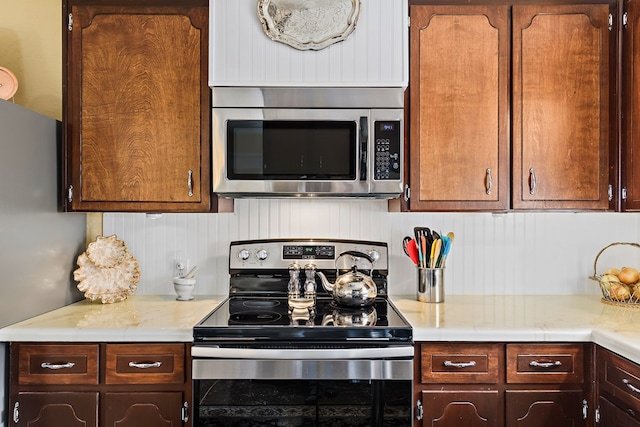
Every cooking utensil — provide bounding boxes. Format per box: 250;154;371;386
403;236;419;266
437;235;449;267
441;232;455;267
316;251;377;307
430;238;442;268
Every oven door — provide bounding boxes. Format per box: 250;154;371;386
192;346;413;427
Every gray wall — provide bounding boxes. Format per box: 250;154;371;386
0;100;86;427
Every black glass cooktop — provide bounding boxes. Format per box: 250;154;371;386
193;296;412;343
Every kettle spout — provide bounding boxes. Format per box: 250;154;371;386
315;271;334;293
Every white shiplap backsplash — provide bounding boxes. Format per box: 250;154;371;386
104;200;640;297
209;0;408;87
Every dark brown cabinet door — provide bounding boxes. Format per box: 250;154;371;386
419;390;500;427
512;4;612;210
505;390;585;427
11;392;98;427
409;5;510;211
622;0;640;211
599;396;640;426
103;392;184;426
63;1;213;212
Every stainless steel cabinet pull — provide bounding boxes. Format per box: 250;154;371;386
13;402;19;423
623;378;640;394
529;167;536;195
485;168;493;195
41;362;75;370
443;360;477;369
529;360;562;369
187;170;194;197
128;361;162;369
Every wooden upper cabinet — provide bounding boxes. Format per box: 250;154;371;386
63;1;213;212
409;5;510;211
623;0;640;211
512;4;612;210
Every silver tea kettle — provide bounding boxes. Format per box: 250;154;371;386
321;305;377;326
316;251;377;307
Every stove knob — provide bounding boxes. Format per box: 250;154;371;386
256;249;268;261
368;250;380;263
238;249;250;261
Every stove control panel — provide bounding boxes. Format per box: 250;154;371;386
283;245;335;260
229;239;389;271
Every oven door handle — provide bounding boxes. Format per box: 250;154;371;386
191;346;413;360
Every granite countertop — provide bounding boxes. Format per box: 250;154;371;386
0;295;226;342
2;294;640;365
393;294;640;364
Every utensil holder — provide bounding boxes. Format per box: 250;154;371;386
417;268;444;303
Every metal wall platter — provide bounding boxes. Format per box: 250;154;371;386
258;0;361;51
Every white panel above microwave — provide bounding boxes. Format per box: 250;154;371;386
209;0;408;88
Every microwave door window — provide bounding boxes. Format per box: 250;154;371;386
232;126;264;175
227;121;356;180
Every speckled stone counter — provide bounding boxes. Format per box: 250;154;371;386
392;294;640;364
2;294;639;366
0;295;226;342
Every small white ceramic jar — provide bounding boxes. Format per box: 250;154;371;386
173;276;196;301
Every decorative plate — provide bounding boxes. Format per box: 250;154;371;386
0;66;18;100
257;0;361;51
74;235;140;304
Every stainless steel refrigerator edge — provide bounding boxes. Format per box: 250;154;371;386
0;100;86;427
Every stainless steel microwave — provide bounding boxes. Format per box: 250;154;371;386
211;87;405;198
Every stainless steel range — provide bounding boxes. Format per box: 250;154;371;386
192;239;413;427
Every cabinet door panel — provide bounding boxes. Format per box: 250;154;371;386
512;4;611;209
623;0;640;210
103;392;183;427
65;2;212;212
505;390;585;427
409;5;509;211
599;395;640;426
12;392;98;427
420;390;500;427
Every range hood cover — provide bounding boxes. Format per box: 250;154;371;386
209;0;408;88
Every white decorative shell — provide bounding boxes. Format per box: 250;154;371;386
86;234;127;268
74;235;140;304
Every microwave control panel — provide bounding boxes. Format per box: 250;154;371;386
374;121;401;180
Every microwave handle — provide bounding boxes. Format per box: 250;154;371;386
360;116;368;180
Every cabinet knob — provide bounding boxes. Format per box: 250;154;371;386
13;402;19;424
443;360;477;369
529;167;537;195
41;362;76;370
128;361;162;369
485;168;493;195
529;360;562;369
187;170;194;197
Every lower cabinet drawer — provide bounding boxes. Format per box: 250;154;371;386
506;343;584;384
17;344;99;385
420;343;502;384
598;347;640;414
105;343;185;384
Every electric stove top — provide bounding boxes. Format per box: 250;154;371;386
193;239;412;344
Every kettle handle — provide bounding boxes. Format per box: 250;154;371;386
336;250;374;273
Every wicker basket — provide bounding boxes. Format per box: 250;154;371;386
589;242;640;307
